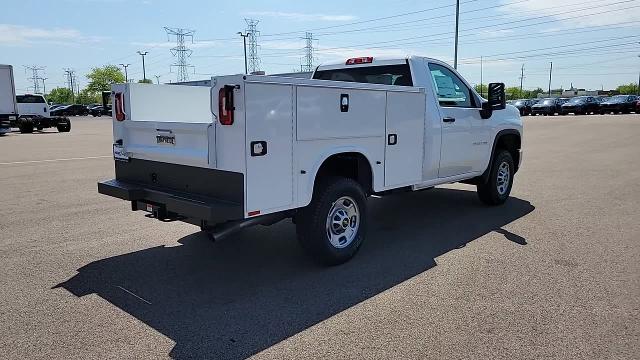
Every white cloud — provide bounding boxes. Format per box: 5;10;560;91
0;24;104;46
245;11;357;22
499;0;640;27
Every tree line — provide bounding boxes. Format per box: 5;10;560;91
46;65;150;104
474;83;640;100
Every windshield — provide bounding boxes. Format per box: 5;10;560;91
313;64;413;86
567;97;586;104
514;100;526;105
16;95;46;103
608;95;628;103
541;99;554;105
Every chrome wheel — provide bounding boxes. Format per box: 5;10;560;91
326;196;360;249
496;161;510;196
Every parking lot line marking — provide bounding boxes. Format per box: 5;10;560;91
116;286;152;305
0;155;111;165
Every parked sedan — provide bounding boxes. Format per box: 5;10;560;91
51;104;89;116
636;98;640;113
560;96;599;115
531;98;564;116
599;95;638;114
89;105;112;117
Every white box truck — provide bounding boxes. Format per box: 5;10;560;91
98;56;523;265
0;64;17;135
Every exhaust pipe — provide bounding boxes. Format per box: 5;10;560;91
203;212;291;241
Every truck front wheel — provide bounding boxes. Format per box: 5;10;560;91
56;119;71;132
296;177;367;265
18;118;34;133
477;150;514;206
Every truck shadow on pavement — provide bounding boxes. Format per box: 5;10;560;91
55;188;534;359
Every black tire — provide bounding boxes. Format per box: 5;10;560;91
18;119;34;133
56;120;71;133
477;150;515;206
296;177;367;266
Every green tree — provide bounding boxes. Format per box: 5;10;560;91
474;84;488;97
138;78;153;84
76;89;100;105
86;65;125;93
616;83;639;95
46;87;74;104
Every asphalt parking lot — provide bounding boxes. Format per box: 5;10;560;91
1;114;639;359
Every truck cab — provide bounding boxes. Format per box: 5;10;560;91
16;94;50;118
98;55;522;265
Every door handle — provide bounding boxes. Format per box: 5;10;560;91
443;117;456;123
388;134;397;145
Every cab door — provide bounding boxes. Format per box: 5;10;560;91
426;62;479;178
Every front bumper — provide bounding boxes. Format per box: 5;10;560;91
531;107;553;114
98;179;244;225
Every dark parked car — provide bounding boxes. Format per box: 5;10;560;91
531;98;565;116
50;104;89;116
636;98;640;113
512;99;533;116
89;105;112;117
560;96;599;115
599;95;638;114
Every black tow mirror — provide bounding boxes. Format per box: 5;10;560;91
480;82;506;119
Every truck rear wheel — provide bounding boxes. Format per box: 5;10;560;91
477;150;514;206
56;120;71;132
18;118;34;133
296;177;367;265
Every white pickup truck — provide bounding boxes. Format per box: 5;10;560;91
98;56;522;265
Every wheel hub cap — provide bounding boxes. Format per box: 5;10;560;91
326;196;360;248
496;161;510;196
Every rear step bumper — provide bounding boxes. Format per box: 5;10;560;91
98;179;244;224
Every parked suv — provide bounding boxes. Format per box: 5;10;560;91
561;96;599;115
51;104;88;116
599;95;638;114
512;99;533;116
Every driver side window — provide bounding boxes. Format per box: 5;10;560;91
428;63;473;108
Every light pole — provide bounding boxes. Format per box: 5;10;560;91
41;78;47;94
155;75;161;84
454;0;460;69
238;32;249;74
119;63;130;83
480;56;483;97
137;51;148;82
548;61;553;97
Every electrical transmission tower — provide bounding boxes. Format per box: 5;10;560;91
245;19;261;73
25;65;45;93
301;32;316;72
164;27;195;82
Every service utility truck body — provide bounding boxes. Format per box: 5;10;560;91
0;65;17;135
99;56;523;265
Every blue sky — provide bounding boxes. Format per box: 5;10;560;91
1;0;639;94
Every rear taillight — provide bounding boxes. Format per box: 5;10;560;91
218;85;235;125
114;92;125;121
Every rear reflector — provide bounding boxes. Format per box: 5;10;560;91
248;210;260;216
218;85;235;125
114;92;125;121
346;57;373;65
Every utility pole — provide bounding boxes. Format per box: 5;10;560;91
245;19;261;73
548;61;553;97
454;0;460;69
165;27;195;82
154;75;161;84
480;56;483;97
137;51;148;81
64;68;76;103
24;65;45;93
41;78;47;95
302;32;316;72
238;32;249;74
519;64;525;98
119;63;130;82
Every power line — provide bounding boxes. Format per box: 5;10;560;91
164;27;195;82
